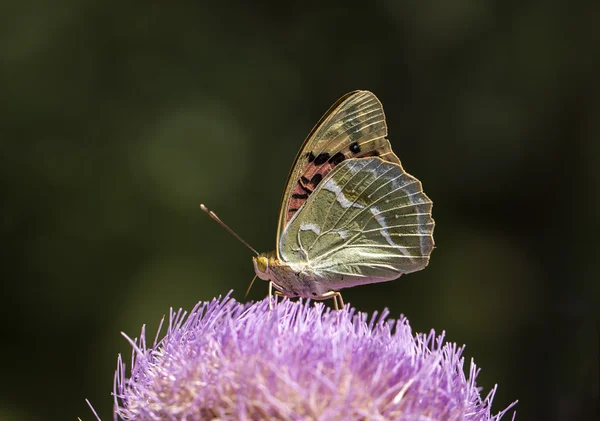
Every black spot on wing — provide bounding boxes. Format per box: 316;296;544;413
328;152;345;165
301;176;309;184
309;173;322;187
292;193;309;199
307;152;316;162
297;180;313;194
350;141;361;154
314;152;330;165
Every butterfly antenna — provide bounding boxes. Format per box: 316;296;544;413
244;274;258;300
200;204;259;255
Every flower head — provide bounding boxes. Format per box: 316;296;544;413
114;293;516;420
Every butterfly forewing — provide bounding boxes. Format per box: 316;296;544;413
279;157;434;289
276;91;401;248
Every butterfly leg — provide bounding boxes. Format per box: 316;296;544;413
268;281;275;310
334;292;345;310
268;281;287;310
318;290;345;310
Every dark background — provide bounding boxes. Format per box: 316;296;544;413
1;1;598;420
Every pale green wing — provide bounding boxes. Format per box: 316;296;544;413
279;157;434;289
275;91;401;255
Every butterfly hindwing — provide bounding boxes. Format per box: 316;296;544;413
277;91;401;246
279;157;434;289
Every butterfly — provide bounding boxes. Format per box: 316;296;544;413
202;91;434;309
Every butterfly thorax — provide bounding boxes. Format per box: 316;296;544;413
252;251;330;299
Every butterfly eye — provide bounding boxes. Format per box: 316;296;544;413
255;256;269;274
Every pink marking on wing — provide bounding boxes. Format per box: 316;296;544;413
285;162;336;224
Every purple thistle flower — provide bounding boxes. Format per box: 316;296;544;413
112;293;516;421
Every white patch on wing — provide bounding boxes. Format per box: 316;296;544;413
370;206;410;256
324;179;364;209
300;223;321;235
327;229;350;241
336;229;349;240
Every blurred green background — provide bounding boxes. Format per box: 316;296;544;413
1;1;598;420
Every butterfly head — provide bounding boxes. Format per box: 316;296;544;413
252;252;274;281
252;250;302;298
